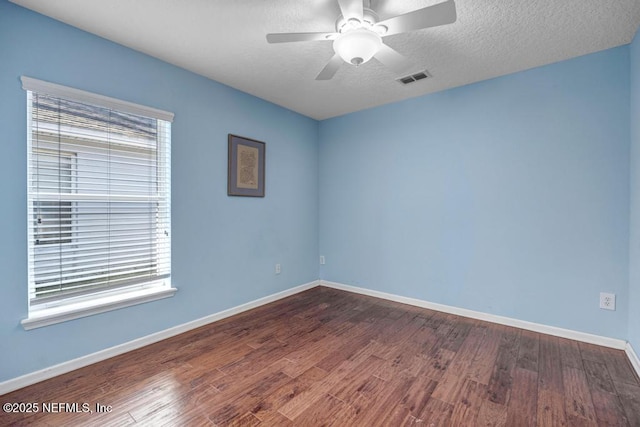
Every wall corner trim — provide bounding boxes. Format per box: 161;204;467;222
0;280;319;396
319;280;628;350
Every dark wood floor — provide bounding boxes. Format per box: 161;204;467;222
2;286;639;426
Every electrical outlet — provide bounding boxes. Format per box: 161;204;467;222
275;264;281;275
320;255;325;265
599;292;615;311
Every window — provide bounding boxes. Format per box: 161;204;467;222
33;149;74;246
22;77;175;329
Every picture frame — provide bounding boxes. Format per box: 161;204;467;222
227;134;265;197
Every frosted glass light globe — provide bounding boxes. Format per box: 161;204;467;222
333;28;382;66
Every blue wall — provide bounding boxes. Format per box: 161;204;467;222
630;29;640;353
319;47;631;339
0;1;318;382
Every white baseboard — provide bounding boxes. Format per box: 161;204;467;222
320;280;627;350
3;279;635;396
0;280;319;396
626;342;640;379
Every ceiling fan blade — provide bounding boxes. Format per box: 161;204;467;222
337;0;364;21
266;32;338;43
374;44;414;75
377;0;456;36
316;54;343;80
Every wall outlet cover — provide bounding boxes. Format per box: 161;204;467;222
599;292;615;311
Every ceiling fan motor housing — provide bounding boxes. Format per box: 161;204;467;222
335;8;380;33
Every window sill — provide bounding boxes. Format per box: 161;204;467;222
21;287;177;330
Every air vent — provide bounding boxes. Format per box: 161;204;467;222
397;70;431;85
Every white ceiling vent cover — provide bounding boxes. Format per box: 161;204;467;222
397;70;432;85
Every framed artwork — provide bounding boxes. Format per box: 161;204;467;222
227;134;265;197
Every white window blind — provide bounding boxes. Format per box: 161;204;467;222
23;77;172;311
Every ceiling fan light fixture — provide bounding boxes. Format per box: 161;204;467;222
333;28;382;66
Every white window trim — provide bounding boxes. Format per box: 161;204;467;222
22;76;175;330
21;286;177;330
21;76;174;122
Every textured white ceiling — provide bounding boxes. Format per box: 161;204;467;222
10;0;640;120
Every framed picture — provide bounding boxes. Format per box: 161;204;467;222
227;134;265;197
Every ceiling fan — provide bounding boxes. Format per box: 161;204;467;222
266;0;457;80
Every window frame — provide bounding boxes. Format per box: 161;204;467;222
21;76;176;330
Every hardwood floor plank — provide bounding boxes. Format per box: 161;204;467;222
253;411;293;426
1;286;637;426
562;365;598;425
370;311;427;361
225;412;262;426
169;336;260;371
371;403;417;426
250;365;327;421
314;333;376;373
615;382;640;426
538;335;564;394
590;389;630;426
276;341;382;420
209;358;293;393
179;364;228;391
579;342;609;364
414;398;454;427
281;323;367;378
371;351;420;381
506;367;538;426
448;324;488;374
558;337;583;370
418;348;456;381
206;370;293;425
395;372;438;417
348;376;415;426
373;319;445;380
430;325;487;404
602;348;640;387
129;381;214;426
404;322;442;357
342;375;391;409
440;317;474;352
537;389;568;426
429;372;469;406
517;330;540;372
583;359;616;394
257;317;322;348
476;399;507;427
217;339;292;378
468;327;503;385
449;378;486;425
421;311;450;333
433;314;458;339
327;355;387;403
108;372;202;421
486;326;520;405
292;393;357;426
